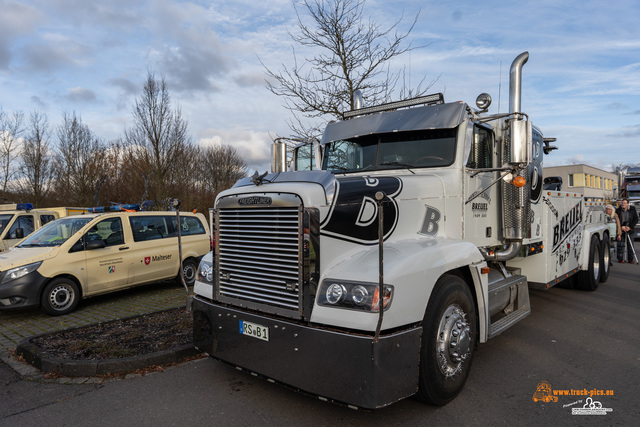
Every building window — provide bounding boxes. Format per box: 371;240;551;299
568;174;574;187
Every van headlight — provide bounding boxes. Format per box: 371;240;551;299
1;262;42;284
317;279;393;312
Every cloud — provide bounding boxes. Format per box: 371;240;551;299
197;127;273;173
233;73;267;88
23;33;91;72
0;0;42;68
30;96;47;109
109;78;138;95
608;125;640;138
66;87;97;103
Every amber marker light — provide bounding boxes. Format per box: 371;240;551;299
513;176;526;188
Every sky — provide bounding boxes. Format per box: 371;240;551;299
1;0;639;175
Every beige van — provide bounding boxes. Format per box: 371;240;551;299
0;211;209;315
0;204;89;252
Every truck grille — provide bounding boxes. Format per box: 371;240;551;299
216;204;302;317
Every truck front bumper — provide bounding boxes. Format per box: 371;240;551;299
193;297;422;409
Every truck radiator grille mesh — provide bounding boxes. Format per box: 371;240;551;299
217;206;301;315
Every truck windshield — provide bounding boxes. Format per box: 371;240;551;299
322;128;457;173
0;214;13;233
17;217;92;247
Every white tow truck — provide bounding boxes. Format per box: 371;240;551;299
192;52;609;409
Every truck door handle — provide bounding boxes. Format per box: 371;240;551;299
119;246;130;251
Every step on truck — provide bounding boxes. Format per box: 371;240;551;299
192;52;609;409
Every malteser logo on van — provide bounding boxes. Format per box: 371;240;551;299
144;254;172;265
238;196;272;206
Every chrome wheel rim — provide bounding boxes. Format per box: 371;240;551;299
436;304;471;377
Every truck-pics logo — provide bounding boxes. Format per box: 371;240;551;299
321;176;402;244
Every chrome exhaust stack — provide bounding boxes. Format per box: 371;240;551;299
487;52;532;262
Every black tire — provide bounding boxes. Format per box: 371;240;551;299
41;278;80;316
416;275;476;406
179;258;198;286
600;238;610;283
575;235;600;291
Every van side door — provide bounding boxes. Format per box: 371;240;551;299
75;217;131;294
128;215;178;284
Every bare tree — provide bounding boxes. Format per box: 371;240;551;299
18;111;55;207
264;0;429;139
198;144;248;200
0;108;24;192
124;73;191;209
54;112;107;206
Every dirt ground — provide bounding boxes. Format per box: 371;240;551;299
31;308;193;361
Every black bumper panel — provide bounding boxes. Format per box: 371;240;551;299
193;297;422;409
0;271;48;310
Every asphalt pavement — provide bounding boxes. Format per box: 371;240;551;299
1;245;639;426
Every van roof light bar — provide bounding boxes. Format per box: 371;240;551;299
342;93;445;119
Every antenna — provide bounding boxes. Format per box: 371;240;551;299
498;61;502;113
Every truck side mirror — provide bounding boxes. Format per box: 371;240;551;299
509;119;532;165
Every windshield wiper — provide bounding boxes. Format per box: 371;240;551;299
379;161;416;174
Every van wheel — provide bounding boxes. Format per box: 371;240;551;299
416;275;476;406
180;258;198;286
575;235;600;291
41;278;80;316
600;238;610;283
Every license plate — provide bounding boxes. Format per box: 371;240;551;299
239;320;269;341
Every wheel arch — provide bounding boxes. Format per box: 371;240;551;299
40;274;83;304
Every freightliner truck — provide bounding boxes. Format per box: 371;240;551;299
192;52;609;409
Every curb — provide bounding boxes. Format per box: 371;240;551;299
14;308;203;378
16;338;201;377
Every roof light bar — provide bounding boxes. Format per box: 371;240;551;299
342;93;444;119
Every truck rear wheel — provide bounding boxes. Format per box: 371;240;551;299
600;238;610;283
575;235;600;291
416;274;476;406
41;278;80;316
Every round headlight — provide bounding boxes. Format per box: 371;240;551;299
351;285;369;306
326;283;346;304
476;93;492;110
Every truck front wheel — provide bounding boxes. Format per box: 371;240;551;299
416;274;476;406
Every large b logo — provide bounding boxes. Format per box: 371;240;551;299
320;177;402;244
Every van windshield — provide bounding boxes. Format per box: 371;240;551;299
17;217;92;247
